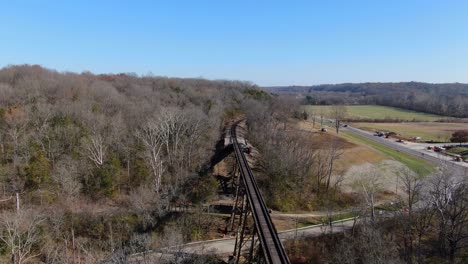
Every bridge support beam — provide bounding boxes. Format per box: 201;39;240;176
247;226;257;263
229;166;242;232
231;170;262;263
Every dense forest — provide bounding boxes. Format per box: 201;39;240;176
266;82;468;117
0;65;265;263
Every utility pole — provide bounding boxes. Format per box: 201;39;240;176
295;217;298;240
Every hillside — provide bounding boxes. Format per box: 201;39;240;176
0;65;265;262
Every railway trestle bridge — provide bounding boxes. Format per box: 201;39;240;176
226;120;290;264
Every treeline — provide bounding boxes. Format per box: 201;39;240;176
0;64;263;262
267;82;468;117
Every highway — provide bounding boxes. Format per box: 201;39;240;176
340;123;468;175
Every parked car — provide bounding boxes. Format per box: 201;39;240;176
434;146;446;152
374;131;384;137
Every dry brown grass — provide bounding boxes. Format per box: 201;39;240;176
272;217;297;231
334;145;387;175
298;121;387;174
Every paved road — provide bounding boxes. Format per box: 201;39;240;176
179;218;355;256
128;219;356;263
339;123;468;175
271;211;343;218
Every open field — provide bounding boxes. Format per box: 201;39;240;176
352;122;468;142
298;121;388;172
341;132;435;175
304;105;450;121
298;120;435;198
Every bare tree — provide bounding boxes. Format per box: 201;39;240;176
51;156;81;198
313;138;343;194
0;209;43;264
2;108;29;167
353;165;383;220
330;105;347;134
0;83;15;107
158;110;189;166
79;112;112;167
428;168;468;261
397;168;424;214
136;109;206;193
332;220;403;264
84;133;106;167
28;103;53;158
394;168;425;264
135;118;165;193
412;190;436;263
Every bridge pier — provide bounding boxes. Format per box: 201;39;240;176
247;226;257;263
230;163;261;263
229;166;242;232
231;199;261;264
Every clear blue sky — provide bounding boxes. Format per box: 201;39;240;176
1;0;468;86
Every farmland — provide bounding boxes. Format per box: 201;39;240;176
352;122;468;142
304;105;450;121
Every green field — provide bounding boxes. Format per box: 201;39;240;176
342;132;435;175
304;105;448;121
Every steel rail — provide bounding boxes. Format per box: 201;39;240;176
231;122;290;264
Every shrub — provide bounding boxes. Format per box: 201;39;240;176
25;151;51;190
86;153;121;197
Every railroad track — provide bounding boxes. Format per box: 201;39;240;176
230;121;290;264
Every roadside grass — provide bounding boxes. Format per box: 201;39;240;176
446;147;468;154
318;212;357;223
304;105;449;121
352;122;468;142
291;212;357;229
297;218;322;228
375;201;404;212
446;147;468;160
341;132;435;175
